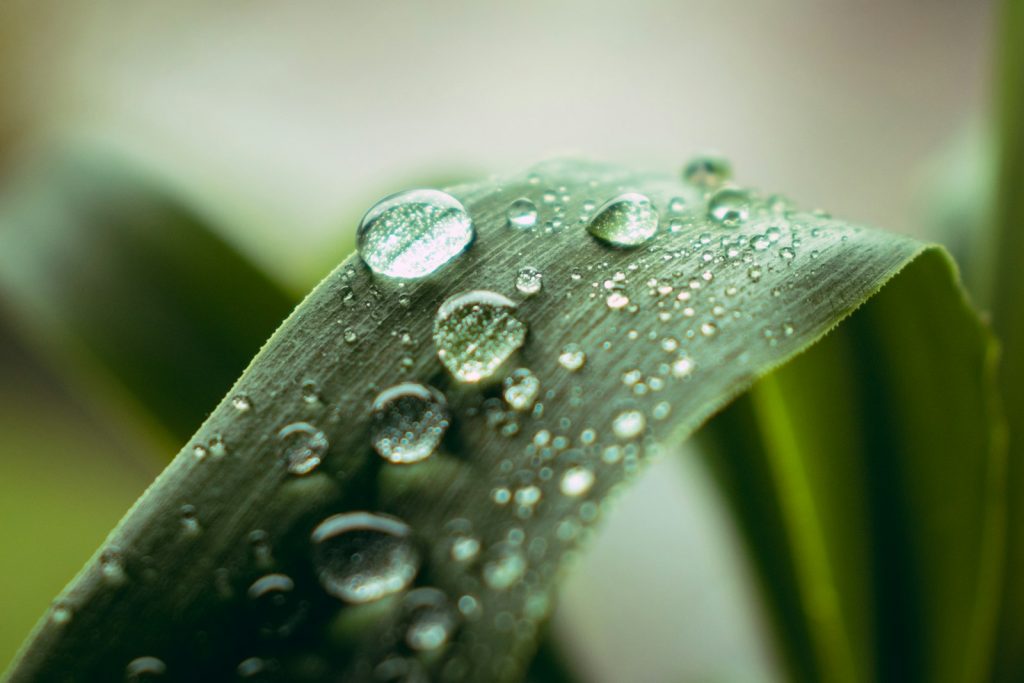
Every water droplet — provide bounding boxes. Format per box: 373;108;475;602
612;409;646;440
668;196;687;213
558;343;587;371
700;321;719;337
503;368;540;411
248;573;305;638
300;380;321;405
506;198;539;229
672;355;695;378
708;187;750;226
586;193;658;247
683;154;732;188
606;292;630;310
560;467;595;497
747;266;763;282
434;291;527;383
370;383;450;464
779;246;796;260
311;512;419;604
515;267;543;295
50;601;72;625
180;505;201;537
125;656;166;681
277;422;328;475
100;548;127;586
450;534;481;562
357;189;473;279
403;588;457;651
482;542;527;590
232;394;252;412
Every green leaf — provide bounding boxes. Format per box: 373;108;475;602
989;2;1024;679
2;160;1000;682
700;252;1004;683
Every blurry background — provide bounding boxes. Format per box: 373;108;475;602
0;1;995;680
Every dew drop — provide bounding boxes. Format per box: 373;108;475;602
612;409;646;440
683;154;733;188
277;422;328;475
515;267;543;295
100;548;127;586
232;394;252;413
370;383;449;464
434;291;527;383
586;193;658;247
125;656;166;681
403;588;458;652
450;534;481;563
558;343;587;371
248;573;305;639
700;321;719;337
503;368;540;412
482;542;527;590
311;512;420;604
560;467;595;497
708;187;750;226
506;198;539;229
357;189;473;279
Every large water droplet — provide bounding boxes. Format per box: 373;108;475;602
506;198;539;229
683;154;733;188
482;542;527;590
370;383;450;464
311;512;420;604
277;422;328;475
357;190;473;279
708;187;750;226
434;291;527;383
402;588;458;652
586;193;658;247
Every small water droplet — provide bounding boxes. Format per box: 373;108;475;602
403;588;457;651
560;467;595;497
311;512;420;604
100;548;127;586
606;292;630;309
558;343;587;371
506;198;539;229
587;193;658;247
748;266;763;282
277;422;328;475
450;534;481;563
482;542;527;590
357;189;473;279
683;154;732;188
612;409;646;440
434;291;527;383
503;368;540;412
515;267;543;295
708;187;750;226
370;383;450;464
343;327;359;344
125;656;166;681
700;321;719;337
672;355;695;378
232;394;252;412
50;601;72;625
779;246;796;260
248;573;305;639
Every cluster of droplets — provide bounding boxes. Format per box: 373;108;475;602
148;157;829;680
